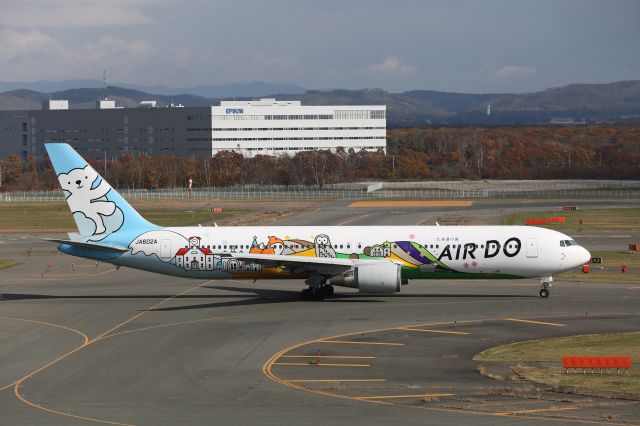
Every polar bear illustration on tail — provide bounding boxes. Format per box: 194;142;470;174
58;165;117;235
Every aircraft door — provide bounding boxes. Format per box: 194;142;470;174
526;238;538;258
160;239;172;260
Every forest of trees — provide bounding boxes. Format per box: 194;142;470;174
1;125;639;191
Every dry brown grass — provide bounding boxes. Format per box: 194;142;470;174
474;332;640;396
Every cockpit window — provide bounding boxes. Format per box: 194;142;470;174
560;240;578;247
560;241;565;247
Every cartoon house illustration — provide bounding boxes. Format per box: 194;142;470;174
215;256;242;272
370;242;391;257
175;236;214;271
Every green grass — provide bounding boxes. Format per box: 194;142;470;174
0;202;248;231
0;260;19;270
474;332;640;396
558;250;640;284
0;203;76;230
140;209;246;227
500;207;640;230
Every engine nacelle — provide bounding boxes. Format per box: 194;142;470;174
330;261;402;293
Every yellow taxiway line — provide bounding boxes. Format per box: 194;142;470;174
495;406;578;415
11;280;213;426
289;379;386;383
263;314;640;426
357;393;455;399
320;340;404;346
280;355;375;359
398;327;470;335
273;362;371;367
503;317;566;327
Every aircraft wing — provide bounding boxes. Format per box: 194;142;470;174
230;253;355;276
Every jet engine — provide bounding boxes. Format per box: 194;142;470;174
330;261;402;293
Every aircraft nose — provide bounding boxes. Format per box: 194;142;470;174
578;246;591;265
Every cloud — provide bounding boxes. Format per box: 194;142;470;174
0;30;157;81
368;55;416;75
0;29;62;59
252;53;299;71
493;65;536;79
0;0;154;28
72;37;158;65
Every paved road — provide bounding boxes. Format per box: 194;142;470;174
0;200;638;425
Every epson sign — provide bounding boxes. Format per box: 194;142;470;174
226;108;244;114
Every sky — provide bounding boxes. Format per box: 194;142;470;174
0;0;638;93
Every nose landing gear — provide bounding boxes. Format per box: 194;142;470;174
539;276;553;298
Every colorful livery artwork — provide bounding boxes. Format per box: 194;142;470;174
44;143;591;299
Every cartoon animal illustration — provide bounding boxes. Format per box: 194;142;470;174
314;234;336;258
267;236;285;255
249;235;289;255
58;165;115;235
281;239;314;255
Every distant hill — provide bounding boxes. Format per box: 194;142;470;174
298;81;640;125
0;86;215;109
1;80;639;125
0;80;305;98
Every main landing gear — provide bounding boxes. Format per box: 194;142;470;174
301;274;334;300
539;276;553;298
301;285;334;301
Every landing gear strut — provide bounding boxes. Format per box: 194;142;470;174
539;276;552;298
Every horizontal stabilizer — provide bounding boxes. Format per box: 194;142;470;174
43;238;129;253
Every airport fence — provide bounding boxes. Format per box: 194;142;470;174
2;180;640;202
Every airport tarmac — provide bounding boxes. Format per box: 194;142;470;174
1;199;639;425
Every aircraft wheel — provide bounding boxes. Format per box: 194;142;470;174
301;288;313;300
323;285;335;298
312;286;326;301
539;288;549;298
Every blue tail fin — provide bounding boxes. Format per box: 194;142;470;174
45;143;158;244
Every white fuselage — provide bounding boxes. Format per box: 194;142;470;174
109;225;590;281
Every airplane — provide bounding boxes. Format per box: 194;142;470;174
44;143;591;300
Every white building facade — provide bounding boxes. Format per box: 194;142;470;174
1;99;386;159
208;99;386;156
